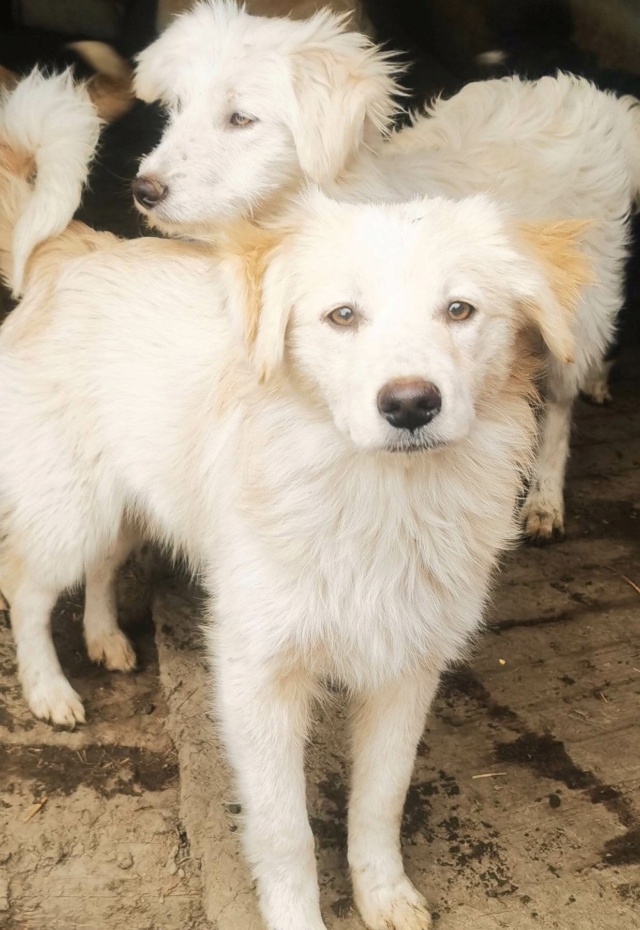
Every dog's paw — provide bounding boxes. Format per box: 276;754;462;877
86;629;137;671
26;676;86;727
354;875;432;930
521;495;564;545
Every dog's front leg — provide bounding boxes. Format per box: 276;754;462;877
216;642;326;930
4;566;85;727
348;668;440;930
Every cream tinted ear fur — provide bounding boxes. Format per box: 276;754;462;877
516;220;593;364
218;221;294;384
289;39;398;184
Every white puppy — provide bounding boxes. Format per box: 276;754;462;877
0;73;590;927
133;0;640;544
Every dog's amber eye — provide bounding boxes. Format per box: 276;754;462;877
327;306;357;328
447;301;475;322
229;112;255;128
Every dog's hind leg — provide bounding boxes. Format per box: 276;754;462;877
348;668;439;930
8;562;85;727
83;519;139;672
522;392;574;544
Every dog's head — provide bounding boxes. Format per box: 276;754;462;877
222;190;591;453
132;0;397;234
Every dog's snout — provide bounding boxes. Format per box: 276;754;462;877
132;175;168;209
377;379;442;432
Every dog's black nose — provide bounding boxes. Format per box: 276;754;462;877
377;379;442;431
132;175;168;208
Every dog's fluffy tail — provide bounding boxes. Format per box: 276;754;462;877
0;69;101;296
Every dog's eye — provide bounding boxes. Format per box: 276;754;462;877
229;112;255;128
326;306;357;328
447;301;476;322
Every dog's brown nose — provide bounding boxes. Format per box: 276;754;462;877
377;378;442;432
132;175;168;209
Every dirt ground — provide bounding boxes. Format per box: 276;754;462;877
0;105;639;930
0;565;211;930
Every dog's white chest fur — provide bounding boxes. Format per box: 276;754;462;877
209;405;524;690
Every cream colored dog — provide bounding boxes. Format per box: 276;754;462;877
0;71;591;930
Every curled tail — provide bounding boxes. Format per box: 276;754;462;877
0;69;101;296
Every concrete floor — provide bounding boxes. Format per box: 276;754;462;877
1;107;640;930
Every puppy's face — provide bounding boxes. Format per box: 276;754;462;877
133;2;396;234
135;52;301;231
235;192;588;454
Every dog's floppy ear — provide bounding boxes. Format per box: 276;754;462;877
515;220;593;364
218;221;294;383
288;25;399;184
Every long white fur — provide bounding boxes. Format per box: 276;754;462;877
0;89;589;925
0;69;101;295
133;0;640;542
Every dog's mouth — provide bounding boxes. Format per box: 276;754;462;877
132;194;225;240
383;432;446;454
133;201;196;236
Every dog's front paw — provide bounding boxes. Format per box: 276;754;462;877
521;494;564;545
26;676;86;727
86;629;137;671
354;874;432;930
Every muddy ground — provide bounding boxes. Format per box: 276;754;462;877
0;564;211;930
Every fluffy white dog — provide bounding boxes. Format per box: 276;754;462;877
132;0;640;545
0;71;590;930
